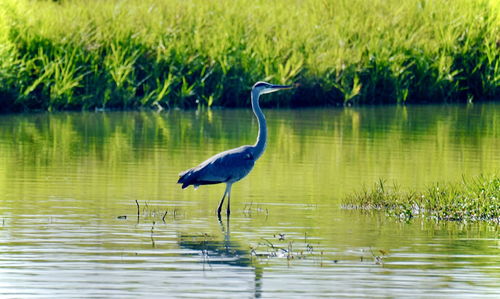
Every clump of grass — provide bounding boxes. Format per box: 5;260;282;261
0;0;499;111
342;175;500;223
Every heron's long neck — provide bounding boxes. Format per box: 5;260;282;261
251;90;267;160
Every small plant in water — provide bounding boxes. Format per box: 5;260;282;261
128;200;179;222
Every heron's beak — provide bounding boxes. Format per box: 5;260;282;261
267;84;294;93
270;84;294;90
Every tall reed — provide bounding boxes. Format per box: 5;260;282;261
0;0;498;111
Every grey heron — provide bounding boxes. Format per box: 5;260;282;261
178;81;292;217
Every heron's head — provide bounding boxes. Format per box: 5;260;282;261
252;81;293;95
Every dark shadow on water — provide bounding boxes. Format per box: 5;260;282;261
179;218;263;297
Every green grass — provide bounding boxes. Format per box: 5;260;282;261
342;175;500;223
0;0;499;111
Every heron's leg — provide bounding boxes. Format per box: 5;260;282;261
217;185;229;217
226;184;232;216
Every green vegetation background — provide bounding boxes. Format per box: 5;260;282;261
0;0;499;112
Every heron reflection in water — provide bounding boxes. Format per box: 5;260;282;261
179;218;263;297
178;82;292;218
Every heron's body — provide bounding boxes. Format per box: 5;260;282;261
178;145;255;189
178;81;292;217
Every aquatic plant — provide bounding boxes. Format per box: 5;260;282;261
0;0;498;111
342;175;500;223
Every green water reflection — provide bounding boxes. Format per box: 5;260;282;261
1;105;499;210
0;104;499;297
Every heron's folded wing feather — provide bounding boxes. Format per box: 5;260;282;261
195;147;254;182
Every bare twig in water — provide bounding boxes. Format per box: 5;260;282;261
261;238;276;249
151;221;156;247
162;210;168;223
135;200;140;219
287;241;294;260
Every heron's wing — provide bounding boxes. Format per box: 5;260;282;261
198;148;255;181
178;146;255;188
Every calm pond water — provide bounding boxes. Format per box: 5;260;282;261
0;104;499;298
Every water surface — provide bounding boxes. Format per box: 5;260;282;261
0;104;499;298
